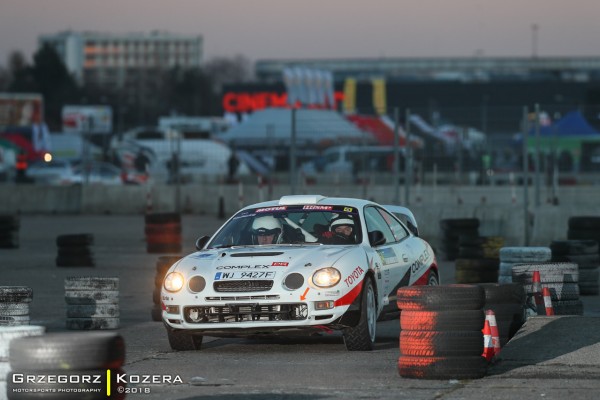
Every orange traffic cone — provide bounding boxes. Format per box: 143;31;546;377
482;319;494;362
485;310;501;356
542;287;555;316
531;270;545;315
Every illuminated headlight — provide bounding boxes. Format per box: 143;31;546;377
312;268;341;288
164;272;185;292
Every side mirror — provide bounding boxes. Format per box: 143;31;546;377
195;235;210;250
368;230;386;247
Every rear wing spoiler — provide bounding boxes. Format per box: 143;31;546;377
383;205;419;237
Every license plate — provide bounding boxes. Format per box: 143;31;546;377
214;271;276;280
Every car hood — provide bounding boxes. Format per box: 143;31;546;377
174;245;358;276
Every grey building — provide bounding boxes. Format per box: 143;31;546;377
39;30;203;87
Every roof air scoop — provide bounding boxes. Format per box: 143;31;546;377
279;195;325;205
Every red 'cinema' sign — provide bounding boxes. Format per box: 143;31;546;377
222;91;344;113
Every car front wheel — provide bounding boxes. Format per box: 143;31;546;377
166;327;203;351
343;276;377;351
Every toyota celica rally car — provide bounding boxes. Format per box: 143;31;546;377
161;195;439;351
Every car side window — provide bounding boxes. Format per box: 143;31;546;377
364;207;396;245
377;208;409;242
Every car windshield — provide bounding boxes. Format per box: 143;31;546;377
207;205;362;248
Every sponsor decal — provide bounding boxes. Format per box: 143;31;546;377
216;265;270;269
343;266;365;287
272;261;289;266
302;205;333;210
376;248;398;265
410;247;431;275
256;206;287;213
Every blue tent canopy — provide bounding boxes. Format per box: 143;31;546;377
532;110;600;136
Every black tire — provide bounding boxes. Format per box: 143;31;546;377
0;287;33;303
56;256;95;267
499;247;552;263
579;282;599;295
151;305;163;321
56;234;94;247
66;304;120;318
398;355;487;380
567;229;600;242
9;332;125;370
152;286;161;305
554;254;600;269
511;262;579;284
66;317;119;330
64;290;119;305
440;218;480;230
552;299;584;315
458;247;485;259
400;310;484;331
57;247;93;257
550;240;598;256
145;212;181;224
397;284;485;311
400;330;483;357
166;326;203;351
147;243;182;254
0;302;30;316
568;216;600;230
478;283;526;304
0;315;29;326
64;277;119;291
343;276;377;351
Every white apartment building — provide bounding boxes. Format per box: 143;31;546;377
39;30;203;87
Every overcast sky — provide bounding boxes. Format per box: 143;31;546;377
1;0;600;66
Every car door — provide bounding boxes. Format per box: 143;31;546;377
363;206;412;312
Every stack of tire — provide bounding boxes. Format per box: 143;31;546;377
397;285;488;379
567;217;600;252
0;287;32;327
56;234;95;267
6;332;126;399
481;236;505;259
152;256;181;321
0;325;45;398
512;262;582;315
478;283;526;346
552;240;599;296
439;218;480;261
455;236;503;284
498;247;552;284
0;215;19;249
65;277;119;330
145;213;182;254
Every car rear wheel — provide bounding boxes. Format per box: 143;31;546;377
166;327;203;351
343;276;376;351
427;269;439;286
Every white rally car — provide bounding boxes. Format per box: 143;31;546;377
161;195;439;351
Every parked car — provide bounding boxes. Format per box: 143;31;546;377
160;195;439;351
27;159;123;185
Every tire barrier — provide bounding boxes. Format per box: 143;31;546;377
455;258;499;284
567;217;600;251
439;218;479;261
498;247;552;284
397;285;487;379
477;283;526;347
0;215;19;249
0;287;33;327
551;240;599;296
7;332;126;399
511;262;583;316
151;256;181;321
65;277;119;330
145;213;182;254
56;234;95;267
0;325;45;398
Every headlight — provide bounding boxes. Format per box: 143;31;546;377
312;268;341;288
164;272;185;292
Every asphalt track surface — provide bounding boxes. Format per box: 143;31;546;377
2;215;600;399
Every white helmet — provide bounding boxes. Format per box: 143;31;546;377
251;216;283;244
330;217;355;232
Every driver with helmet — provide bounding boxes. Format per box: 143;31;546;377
251;216;283;245
320;216;356;244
